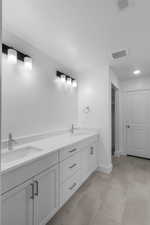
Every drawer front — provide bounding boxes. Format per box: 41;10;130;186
62;171;80;204
2;152;58;194
60;153;80;183
60;145;79;161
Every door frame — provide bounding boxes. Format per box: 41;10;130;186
111;83;120;158
123;88;150;156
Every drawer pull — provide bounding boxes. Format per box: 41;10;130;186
90;147;94;155
34;181;39;196
69;148;77;153
69;163;77;169
30;183;34;199
69;182;77;190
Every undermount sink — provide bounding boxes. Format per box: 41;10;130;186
2;146;43;164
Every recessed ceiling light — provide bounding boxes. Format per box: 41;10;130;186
133;70;141;75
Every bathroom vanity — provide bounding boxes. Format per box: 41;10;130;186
1;132;98;225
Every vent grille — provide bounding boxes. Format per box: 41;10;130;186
112;50;127;59
118;0;129;10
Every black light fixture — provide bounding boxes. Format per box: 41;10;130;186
2;43;32;69
56;71;77;88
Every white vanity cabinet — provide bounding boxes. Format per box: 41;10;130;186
2;164;59;225
2;134;98;225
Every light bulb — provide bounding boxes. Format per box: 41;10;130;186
24;57;32;70
8;48;17;64
66;77;72;86
72;79;77;88
60;74;66;83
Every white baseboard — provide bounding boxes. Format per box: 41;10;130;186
97;164;112;174
120;152;127;156
114;151;127;157
114;151;120;157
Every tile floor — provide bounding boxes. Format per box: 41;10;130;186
47;156;150;225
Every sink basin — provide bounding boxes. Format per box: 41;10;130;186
2;146;43;164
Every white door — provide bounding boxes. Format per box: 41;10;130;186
2;180;34;225
125;90;150;158
34;165;59;225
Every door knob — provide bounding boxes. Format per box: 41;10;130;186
126;125;130;128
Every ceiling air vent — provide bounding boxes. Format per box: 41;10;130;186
112;50;127;59
117;0;129;10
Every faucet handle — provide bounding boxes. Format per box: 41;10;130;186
8;132;17;143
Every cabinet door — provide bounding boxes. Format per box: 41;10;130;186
80;147;89;184
34;165;59;225
2;180;34;225
88;143;97;175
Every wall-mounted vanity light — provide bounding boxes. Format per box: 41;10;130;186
2;43;32;70
56;71;77;88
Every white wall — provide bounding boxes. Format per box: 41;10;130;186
2;32;113;173
2;33;78;140
78;65;112;172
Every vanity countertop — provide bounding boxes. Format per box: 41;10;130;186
1;131;98;174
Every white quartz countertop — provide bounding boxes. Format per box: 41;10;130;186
1;131;98;174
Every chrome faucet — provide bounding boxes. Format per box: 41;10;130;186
8;133;17;151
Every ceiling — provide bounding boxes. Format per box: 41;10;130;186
3;0;150;80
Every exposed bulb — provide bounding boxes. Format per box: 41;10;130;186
24;57;32;70
66;77;72;86
60;74;66;83
72;79;77;88
8;48;17;64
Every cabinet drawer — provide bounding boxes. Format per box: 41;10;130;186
2;152;58;194
62;171;80;204
60;145;79;161
60;153;80;183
